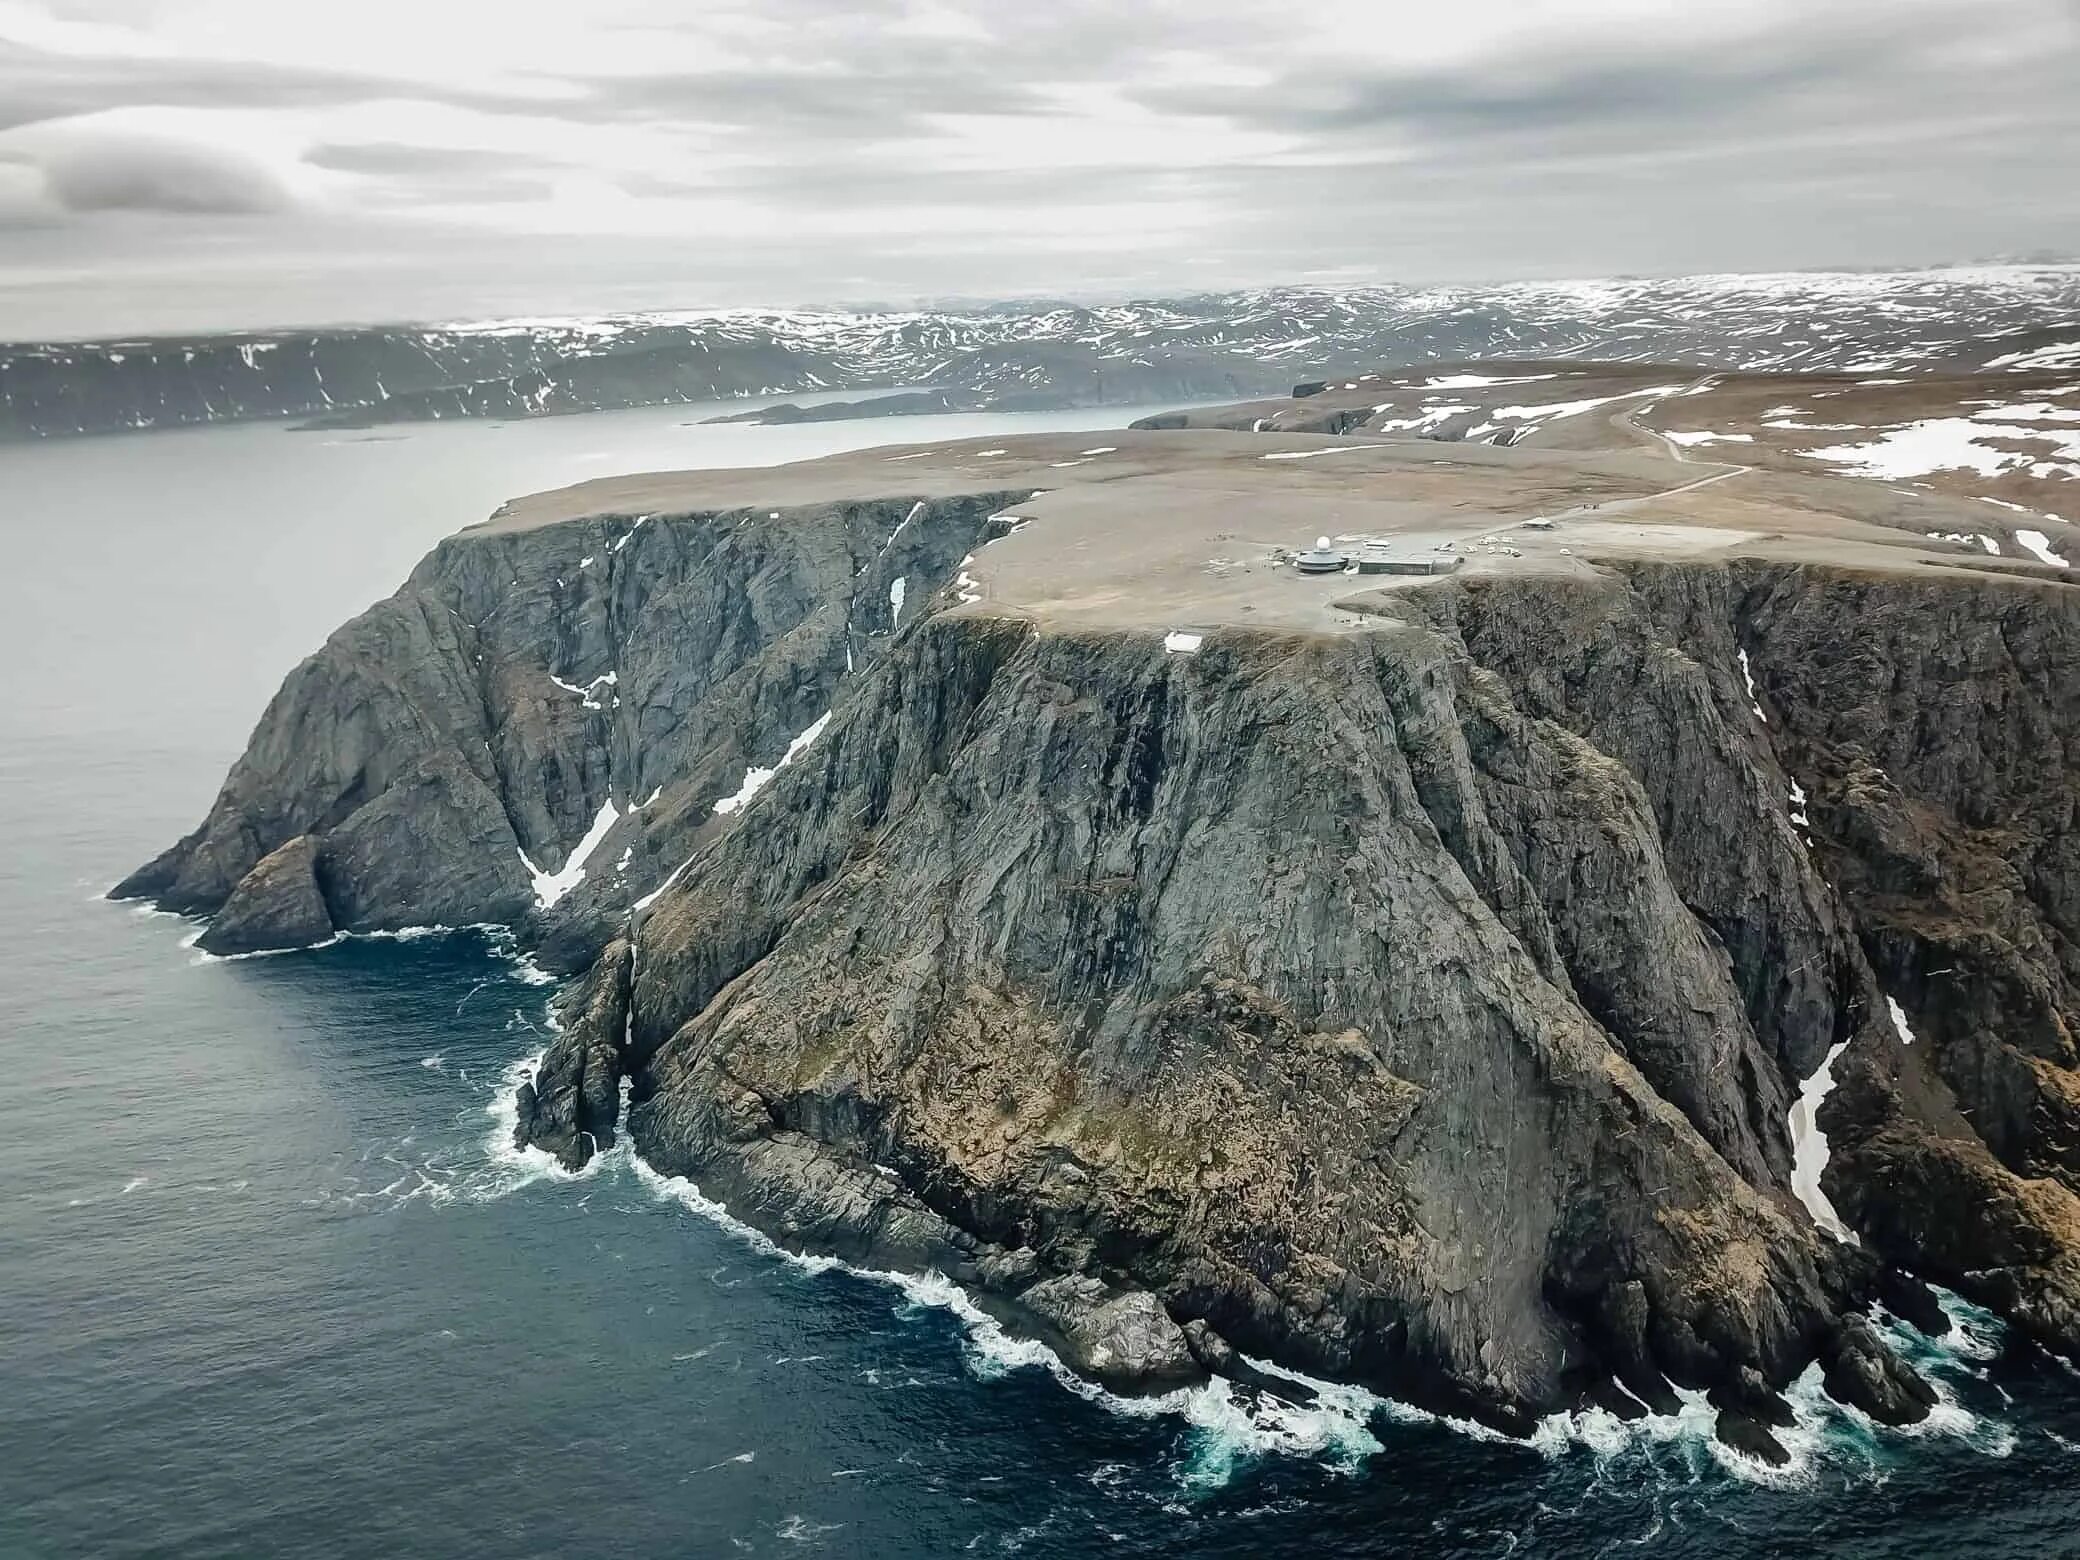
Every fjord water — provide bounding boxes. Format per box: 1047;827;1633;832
4;403;2078;1560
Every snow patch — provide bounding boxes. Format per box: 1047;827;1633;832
1972;402;2080;424
713;711;834;818
1423;372;1561;388
1737;648;1767;722
519;799;620;910
886;501;925;549
1789;1037;1858;1243
1260;444;1388;461
1925;531;1997;554
1491;385;1686;422
1801;418;2080;481
549;669;618;709
1373;404;1473;433
2016;529;2068;567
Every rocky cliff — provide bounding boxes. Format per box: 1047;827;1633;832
113;486;1025;965
119;444;2080;1463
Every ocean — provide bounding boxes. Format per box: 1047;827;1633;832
3;398;2077;1559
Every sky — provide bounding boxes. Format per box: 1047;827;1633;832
1;0;2077;338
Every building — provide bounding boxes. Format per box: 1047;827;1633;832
1293;536;1349;573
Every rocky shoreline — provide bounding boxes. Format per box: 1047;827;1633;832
116;435;2080;1466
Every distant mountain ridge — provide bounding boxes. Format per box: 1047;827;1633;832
5;264;2078;441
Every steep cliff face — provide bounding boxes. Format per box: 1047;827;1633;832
122;473;2080;1457
605;613;1856;1432
521;559;2079;1446
1398;564;2080;1369
1731;569;2080;1361
115;490;1023;963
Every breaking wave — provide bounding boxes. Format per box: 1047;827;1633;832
1524;1286;2018;1489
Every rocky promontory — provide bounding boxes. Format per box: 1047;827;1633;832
117;424;2080;1460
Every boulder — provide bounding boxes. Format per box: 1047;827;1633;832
1014;1276;1202;1392
1714;1408;1791;1467
196;834;334;956
1820;1315;1937;1425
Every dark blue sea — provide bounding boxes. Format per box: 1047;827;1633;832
4;399;2078;1559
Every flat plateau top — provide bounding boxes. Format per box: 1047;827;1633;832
475;427;2072;635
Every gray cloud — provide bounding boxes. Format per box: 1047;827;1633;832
0;49;429;133
573;67;1057;132
0;0;2074;336
38;133;295;215
304;142;554;205
1131;13;2064;167
1152;50;1853;144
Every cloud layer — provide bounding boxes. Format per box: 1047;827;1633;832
1;0;2075;336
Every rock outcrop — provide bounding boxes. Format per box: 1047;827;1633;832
120;451;2080;1445
195;834;334;956
513;937;633;1169
113;490;1022;968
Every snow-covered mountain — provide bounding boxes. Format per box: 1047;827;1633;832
4;265;2077;441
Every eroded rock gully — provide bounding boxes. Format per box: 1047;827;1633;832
123;507;2080;1459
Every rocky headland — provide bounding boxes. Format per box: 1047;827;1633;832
117;412;2080;1463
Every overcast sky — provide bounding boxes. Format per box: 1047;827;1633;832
2;0;2077;338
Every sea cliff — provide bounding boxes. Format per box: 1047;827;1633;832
118;433;2080;1462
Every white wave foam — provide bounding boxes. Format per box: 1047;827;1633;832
114;895;186;919
176;917;550;980
626;1154;1382;1484
182;925;345;965
776;1515;844;1542
480;926;558;985
452;1023;2041;1492
474;1049;625;1201
1523;1284;2022;1487
1929;1287;2005;1362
